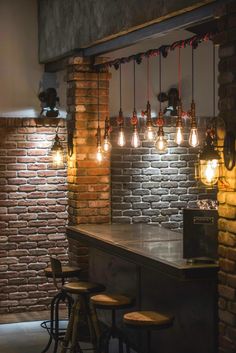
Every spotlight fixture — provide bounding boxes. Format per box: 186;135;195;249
189;47;199;148
38;88;59;117
51;131;64;168
155;54;167;152
117;65;126;147
130;61;141;148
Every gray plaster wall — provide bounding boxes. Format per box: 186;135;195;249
38;0;213;62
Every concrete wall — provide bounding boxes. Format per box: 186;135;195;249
38;0;213;62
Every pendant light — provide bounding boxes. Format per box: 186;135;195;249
117;65;126;147
131;61;141;148
197;44;220;186
189;47;199;147
144;57;156;142
174;48;184;145
51;129;64;168
96;72;103;163
103;116;112;153
155;54;168;152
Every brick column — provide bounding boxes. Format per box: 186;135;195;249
66;57;111;275
215;3;236;352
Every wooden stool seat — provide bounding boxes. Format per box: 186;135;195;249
91;293;133;309
63;281;105;295
44;265;81;279
124;311;173;328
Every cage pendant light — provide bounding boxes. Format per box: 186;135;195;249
155;54;168;152
189;47;199;147
175;48;184;146
51;127;64;168
96;72;103;163
117;65;126;147
196;44;220;187
131;61;141;148
143;57;156;142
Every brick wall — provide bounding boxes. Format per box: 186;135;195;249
66;57;111;275
215;3;236;352
0;118;68;313
111;117;216;228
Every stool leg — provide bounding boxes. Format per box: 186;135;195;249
147;330;151;353
71;299;82;353
60;299;77;353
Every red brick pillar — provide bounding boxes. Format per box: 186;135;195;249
66;57;111;275
215;3;236;352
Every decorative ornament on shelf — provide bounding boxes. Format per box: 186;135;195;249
38;88;59;118
189;47;199;148
155;54;167;152
51;130;64;168
130;61;141;148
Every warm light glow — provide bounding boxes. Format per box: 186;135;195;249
175;126;183;145
200;159;220;186
131;130;141;148
96;145;103;163
155;135;168;152
52;150;64;168
145;126;156;142
189;127;199;147
103;137;112;153
117;128;126;147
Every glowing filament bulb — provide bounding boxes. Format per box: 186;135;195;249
155;135;168;152
189;127;199;147
103;137;112;153
117;127;126;147
175;127;183;145
96;145;103;163
131;128;141;148
145;126;155;142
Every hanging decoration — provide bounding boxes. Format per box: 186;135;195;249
155;54;168;152
96;72;103;163
174;48;184;146
117;65;126;147
142;57;156;142
189;47;199;148
130;61;141;148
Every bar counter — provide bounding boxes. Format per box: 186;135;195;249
67;224;218;353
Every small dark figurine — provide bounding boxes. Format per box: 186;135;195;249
38;87;59;117
157;87;179;117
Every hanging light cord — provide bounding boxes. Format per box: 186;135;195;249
133;61;136;111
159;54;162;111
119;65;122;111
178;47;182;100
192;47;194;101
147;57;150;102
213;44;216;118
97;72;100;128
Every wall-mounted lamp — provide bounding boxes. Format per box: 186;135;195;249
51;132;64;168
38;88;59;117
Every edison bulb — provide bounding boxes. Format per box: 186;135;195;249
175;127;183;145
145;126;156;142
117;127;126;147
103;137;112;153
155;135;168;152
200;159;219;186
189;128;199;147
52;150;64;168
96;145;103;163
131;129;141;148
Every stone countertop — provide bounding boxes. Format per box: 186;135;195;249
67;223;218;279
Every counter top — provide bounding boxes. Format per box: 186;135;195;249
67;224;218;279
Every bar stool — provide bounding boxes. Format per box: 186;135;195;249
123;311;174;353
90;293;134;353
41;257;81;353
61;281;105;353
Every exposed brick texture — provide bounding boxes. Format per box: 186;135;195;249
111;117;216;229
66;57;111;276
216;3;236;353
0;118;68;313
